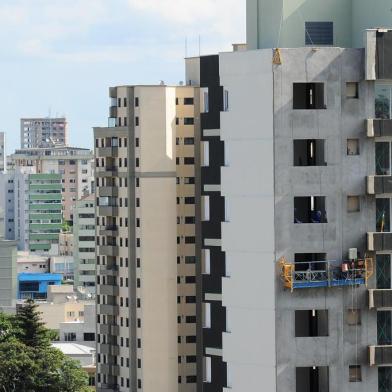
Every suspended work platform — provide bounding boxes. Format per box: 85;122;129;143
279;258;374;292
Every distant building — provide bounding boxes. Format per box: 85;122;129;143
0;132;5;173
28;173;63;254
50;256;74;281
16;251;49;273
17;272;62;300
10;146;94;222
20;117;68;149
0;239;17;310
73;194;95;293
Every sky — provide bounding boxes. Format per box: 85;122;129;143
0;0;246;154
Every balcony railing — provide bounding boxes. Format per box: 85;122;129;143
369;289;392;309
369;345;392;366
279;258;373;292
367;119;392;138
367;175;392;194
368;232;392;251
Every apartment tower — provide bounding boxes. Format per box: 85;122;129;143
20;117;68;148
94;85;200;392
187;1;392;391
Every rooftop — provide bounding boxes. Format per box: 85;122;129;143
52;342;95;356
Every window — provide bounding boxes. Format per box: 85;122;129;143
296;367;329;392
223;89;229;111
186;376;197;383
377;198;390;232
347;309;361;326
185;236;196;244
293;83;326;110
186;316;196;323
376;142;390;175
64;332;76;341
186;335;196;343
184;157;195;165
295;310;328;337
375;83;392;119
184;137;194;145
294;196;327;223
135;97;139;107
184;117;194;125
293;139;326;166
186;356;197;363
347;196;360;213
186;296;196;303
185;216;195;224
347;139;359;156
84;333;95;341
135;117;139;126
346;82;359;99
184;97;194;105
305;22;333;46
185;197;195;205
349;365;362;382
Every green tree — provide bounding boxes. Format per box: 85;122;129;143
0;313;18;343
15;299;50;348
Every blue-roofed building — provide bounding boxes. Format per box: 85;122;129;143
18;272;63;300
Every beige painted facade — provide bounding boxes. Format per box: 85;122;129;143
94;85;199;392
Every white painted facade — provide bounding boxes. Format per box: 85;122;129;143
219;50;276;391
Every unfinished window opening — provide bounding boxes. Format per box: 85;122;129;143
347;196;360;213
294;196;327;223
349;365;362;382
293;139;326;166
346;82;359;99
347;139;359;156
296;366;329;392
294;253;326;272
347;309;361;326
293;83;326;110
295;310;328;337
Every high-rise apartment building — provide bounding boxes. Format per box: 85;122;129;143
28;173;63;254
181;2;392;391
94;85;199;392
10;146;94;222
20;117;68;148
74;194;96;293
0;132;5;173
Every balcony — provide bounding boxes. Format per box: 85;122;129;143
99;284;119;296
369;289;392;309
99;264;119;276
99;364;120;377
97;304;119;316
99;343;119;356
369;345;392;366
367;232;392;251
109;106;117;118
367;175;392;194
98;206;118;217
99;225;119;237
98;324;119;335
96;166;118;177
96;146;119;158
99;187;119;198
279;258;373;292
99;245;119;257
367;119;392;137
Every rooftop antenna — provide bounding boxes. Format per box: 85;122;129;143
199;35;201;57
185;37;188;58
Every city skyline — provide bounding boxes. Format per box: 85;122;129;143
0;0;245;155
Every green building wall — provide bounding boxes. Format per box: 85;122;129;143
247;0;392;50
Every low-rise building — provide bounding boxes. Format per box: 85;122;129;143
17;272;62;300
16;251;49;273
0;239;17;311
